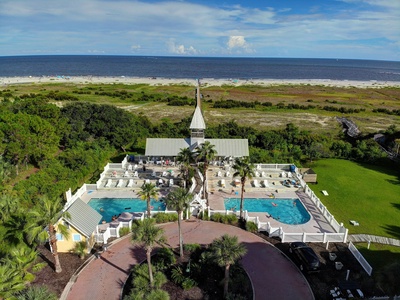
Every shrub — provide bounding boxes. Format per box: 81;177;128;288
119;226;130;237
72;241;87;259
153;212;178;223
153;247;176;271
184;244;201;252
210;213;224;223
245;221;258;233
225;214;238;225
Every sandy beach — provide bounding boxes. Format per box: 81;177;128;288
1;75;400;88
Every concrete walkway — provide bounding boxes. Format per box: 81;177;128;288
348;234;400;246
65;221;314;300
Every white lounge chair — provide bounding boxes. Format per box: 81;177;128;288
263;180;269;188
169;179;174;186
117;179;123;187
145;179;150;184
158;178;164;186
261;171;266;177
127;164;133;171
350;220;359;226
256;164;261;170
123;171;129;177
321;190;329;196
105;179;112;187
226;171;230;177
162;171;168;177
220;179;226;188
287;172;293;178
133;171;139;178
127;179;134;187
170;170;175;176
152;171;157;177
255;171;260;177
281;171;287;177
253;180;260;187
216;171;222;177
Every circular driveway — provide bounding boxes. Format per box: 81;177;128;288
65;221;314;300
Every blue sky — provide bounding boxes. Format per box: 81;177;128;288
0;0;399;60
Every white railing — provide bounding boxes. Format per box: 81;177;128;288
303;185;347;234
189;177;196;194
348;241;373;276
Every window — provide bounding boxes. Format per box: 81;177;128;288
73;234;81;242
63;221;70;229
56;233;63;241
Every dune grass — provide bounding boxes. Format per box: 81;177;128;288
308;159;400;239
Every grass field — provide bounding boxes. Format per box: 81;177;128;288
308;159;400;239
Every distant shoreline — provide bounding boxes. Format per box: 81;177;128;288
1;76;400;88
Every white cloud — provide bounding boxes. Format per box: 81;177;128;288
167;39;198;55
227;36;247;49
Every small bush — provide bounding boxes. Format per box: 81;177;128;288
245;221;258;233
153;212;178;223
119;226;131;237
184;243;201;252
153;247;176;270
210;213;224;223
72;241;87;259
225;214;238;225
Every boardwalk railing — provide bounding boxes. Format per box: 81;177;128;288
348;241;373;276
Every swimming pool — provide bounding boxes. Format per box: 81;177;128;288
88;198;166;223
224;198;310;225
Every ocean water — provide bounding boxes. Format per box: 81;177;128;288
0;55;400;81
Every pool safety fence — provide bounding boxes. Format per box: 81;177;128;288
207;208;347;243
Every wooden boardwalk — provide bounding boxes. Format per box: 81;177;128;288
348;234;400;247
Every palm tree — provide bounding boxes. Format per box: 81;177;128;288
0;262;26;299
209;234;247;299
131;219;166;287
176;147;194;190
195;141;217;199
25;196;70;273
232;157;255;220
165;188;193;258
137;183;159;219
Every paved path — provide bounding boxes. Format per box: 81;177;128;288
348;234;400;246
65;221;314;300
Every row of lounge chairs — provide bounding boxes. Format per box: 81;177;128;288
218;179;271;188
104;178;175;188
216;170;294;179
110;170;139;178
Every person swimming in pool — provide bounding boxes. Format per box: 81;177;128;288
272;202;278;207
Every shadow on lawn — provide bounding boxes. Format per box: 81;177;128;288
355;159;400;183
381;224;400;241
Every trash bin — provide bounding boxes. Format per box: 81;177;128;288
289;165;295;172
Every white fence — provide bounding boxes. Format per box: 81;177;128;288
348;241;373;276
208;207;347;244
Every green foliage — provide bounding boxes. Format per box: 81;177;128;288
153;213;178;223
183;244;201;252
119;227;131;237
197;209;209;220
152;247;176;271
15;285;58;300
171;266;197;290
245;221;258;233
72;241;87;259
127;264;168;299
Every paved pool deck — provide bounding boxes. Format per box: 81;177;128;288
64;221;314;300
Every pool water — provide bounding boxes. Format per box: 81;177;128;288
88;198;166;223
224;198;310;225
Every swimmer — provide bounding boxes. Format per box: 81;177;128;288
293;200;296;206
272;202;278;207
100;207;104;212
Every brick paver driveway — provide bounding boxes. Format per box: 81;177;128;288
65;221;314;300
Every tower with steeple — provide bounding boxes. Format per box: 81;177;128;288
189;80;206;147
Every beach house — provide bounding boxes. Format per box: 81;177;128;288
56;198;102;253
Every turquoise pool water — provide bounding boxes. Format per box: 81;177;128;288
88;198;166;223
224;198;310;225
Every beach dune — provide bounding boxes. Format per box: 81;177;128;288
1;75;400;88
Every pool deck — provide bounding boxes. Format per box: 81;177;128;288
80;163;335;235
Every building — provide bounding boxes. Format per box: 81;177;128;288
56;198;102;253
145;80;249;159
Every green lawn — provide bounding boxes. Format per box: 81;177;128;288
308;159;400;239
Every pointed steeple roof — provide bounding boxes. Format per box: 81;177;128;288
189;81;206;130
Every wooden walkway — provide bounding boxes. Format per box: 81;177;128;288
348;234;400;247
